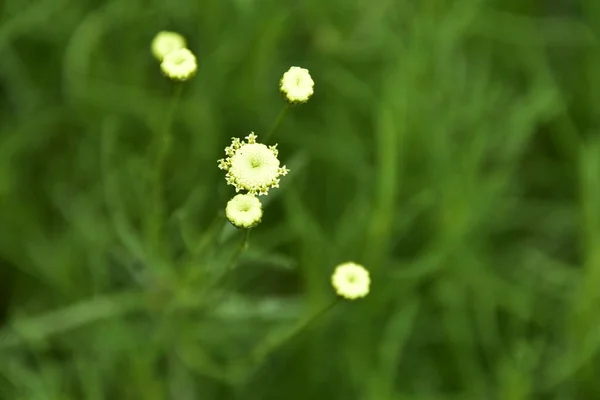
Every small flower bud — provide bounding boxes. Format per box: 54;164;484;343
161;48;197;81
331;262;370;300
279;66;314;104
151;31;186;61
225;194;263;229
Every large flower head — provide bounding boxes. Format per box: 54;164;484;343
226;194;263;229
151;31;187;61
218;132;289;196
161;48;197;81
331;262;370;300
279;66;314;104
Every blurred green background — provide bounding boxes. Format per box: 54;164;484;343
2;0;600;398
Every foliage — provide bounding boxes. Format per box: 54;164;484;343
1;0;600;398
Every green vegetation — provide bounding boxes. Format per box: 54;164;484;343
2;0;600;398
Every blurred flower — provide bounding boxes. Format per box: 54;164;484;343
218;132;289;195
280;66;314;104
151;31;187;61
226;194;263;228
331;262;370;300
161;48;197;81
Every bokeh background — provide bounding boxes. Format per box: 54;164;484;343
2;0;600;398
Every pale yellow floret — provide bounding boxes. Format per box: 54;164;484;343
279;66;314;104
226;194;263;229
151;31;187;60
331;262;370;300
218;132;289;196
161;48;197;81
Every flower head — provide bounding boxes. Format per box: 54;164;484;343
226;194;263;229
331;262;370;300
151;31;187;61
161;48;197;81
218;132;289;196
279;66;314;104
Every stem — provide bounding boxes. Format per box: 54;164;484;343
220;229;251;281
165;213;252;314
263;104;289;143
189;213;228;260
250;298;340;364
147;83;184;262
100;116;147;284
189;227;252;300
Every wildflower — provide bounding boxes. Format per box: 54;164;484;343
279;66;314;104
331;262;370;300
151;31;187;61
226;194;263;229
218;132;289;196
161;48;197;81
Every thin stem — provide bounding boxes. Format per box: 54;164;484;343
182;227;252;305
217;228;251;284
189;213;228;260
263;104;289;143
250;297;341;365
100;116;147;285
165;216;251;314
147;83;184;262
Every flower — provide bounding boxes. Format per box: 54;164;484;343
226;194;263;228
218;132;289;195
151;31;187;60
331;262;370;300
161;48;197;81
279;66;314;104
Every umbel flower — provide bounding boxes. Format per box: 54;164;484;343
151;31;187;61
218;132;289;196
161;48;197;81
331;262;370;300
226;194;263;229
279;66;314;104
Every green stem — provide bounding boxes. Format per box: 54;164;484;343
164;226;252;314
220;229;251;281
264;104;289;143
189;213;228;260
147;83;184;263
195;227;252;294
250;298;340;365
100;116;147;283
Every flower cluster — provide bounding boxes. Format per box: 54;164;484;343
149;31;366;320
217;67;314;229
331;262;371;300
151;31;197;81
218;132;289;196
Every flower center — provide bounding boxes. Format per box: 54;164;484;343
239;202;251;212
249;156;262;168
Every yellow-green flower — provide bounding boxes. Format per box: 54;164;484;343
226;194;263;229
331;262;370;300
279;66;314;104
160;48;197;81
151;31;186;61
218;132;289;196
